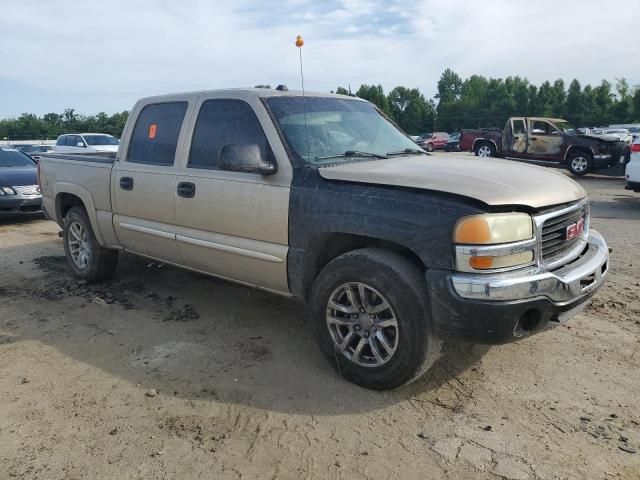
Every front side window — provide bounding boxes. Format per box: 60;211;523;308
188;99;273;170
127;102;188;165
265;97;420;166
530;120;557;135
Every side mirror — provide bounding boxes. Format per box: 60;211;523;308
218;143;277;175
76;142;85;147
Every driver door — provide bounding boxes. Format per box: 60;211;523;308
526;119;563;162
172;95;292;294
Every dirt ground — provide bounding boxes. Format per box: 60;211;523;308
1;169;639;479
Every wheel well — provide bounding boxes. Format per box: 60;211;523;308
564;146;593;162
473;138;497;152
302;233;426;300
56;193;85;223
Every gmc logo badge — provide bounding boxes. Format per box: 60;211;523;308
566;217;585;240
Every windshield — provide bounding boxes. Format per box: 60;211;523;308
265;97;421;165
0;149;35;167
83;135;119;146
554;121;578;135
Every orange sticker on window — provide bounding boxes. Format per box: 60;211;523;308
148;124;157;139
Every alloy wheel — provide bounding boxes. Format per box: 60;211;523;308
326;282;399;367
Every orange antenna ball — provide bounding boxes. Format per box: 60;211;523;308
295;35;304;48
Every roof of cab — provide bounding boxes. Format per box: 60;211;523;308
135;88;366;104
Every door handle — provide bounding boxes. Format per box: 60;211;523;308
530;137;538;141
177;182;196;198
119;177;134;190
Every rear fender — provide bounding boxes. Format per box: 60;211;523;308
54;182;105;246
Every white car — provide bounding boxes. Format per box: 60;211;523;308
53;133;119;155
625;137;640;192
604;128;633;146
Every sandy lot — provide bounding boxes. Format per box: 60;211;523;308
0;170;639;479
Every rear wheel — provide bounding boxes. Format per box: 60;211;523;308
311;248;442;390
567;151;592;176
474;142;495;157
425;143;434;152
63;206;118;281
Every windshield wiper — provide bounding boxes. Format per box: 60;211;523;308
386;148;427;156
316;150;388;160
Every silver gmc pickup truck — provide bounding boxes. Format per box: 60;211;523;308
38;88;609;390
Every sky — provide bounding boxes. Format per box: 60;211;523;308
1;0;639;118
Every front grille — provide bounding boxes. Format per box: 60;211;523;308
539;203;588;263
12;185;40;196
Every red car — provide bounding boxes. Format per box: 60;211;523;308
418;132;449;152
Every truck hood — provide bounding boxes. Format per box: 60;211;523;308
579;134;621;143
318;155;586;209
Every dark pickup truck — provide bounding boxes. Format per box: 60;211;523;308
460;117;627;176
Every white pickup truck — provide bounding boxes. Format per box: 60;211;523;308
38;88;609;390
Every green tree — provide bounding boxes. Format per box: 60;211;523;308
355;84;389;113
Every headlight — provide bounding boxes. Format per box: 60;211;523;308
1;186;16;195
454;213;535;272
454;213;533;244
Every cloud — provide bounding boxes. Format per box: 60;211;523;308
0;0;639;116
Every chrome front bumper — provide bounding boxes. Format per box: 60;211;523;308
451;230;608;305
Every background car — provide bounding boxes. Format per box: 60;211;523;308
625;136;640;192
603;128;633;145
0;148;42;215
418;132;449;152
443;133;460;151
53;133;120;155
12;144;53;160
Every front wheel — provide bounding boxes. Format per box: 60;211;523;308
311;248;442;390
63;206;118;281
425;143;434;152
567;151;593;176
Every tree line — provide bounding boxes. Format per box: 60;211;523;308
0;109;129;141
2;69;640;140
335;69;640;134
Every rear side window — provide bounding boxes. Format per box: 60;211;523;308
188;99;273;170
56;136;66;146
127;102;188;165
512;119;525;134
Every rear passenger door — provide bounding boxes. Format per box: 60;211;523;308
503;118;527;155
173;95;292;294
112;99;193;263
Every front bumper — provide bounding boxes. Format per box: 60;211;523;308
427;230;609;344
0;194;43;215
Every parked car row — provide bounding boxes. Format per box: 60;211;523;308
413;132;460;152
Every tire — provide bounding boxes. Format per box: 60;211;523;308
567;151;593;176
474;141;495;158
426;143;434;152
310;248;442;390
62;206;118;281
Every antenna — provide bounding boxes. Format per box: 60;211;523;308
296;34;311;166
